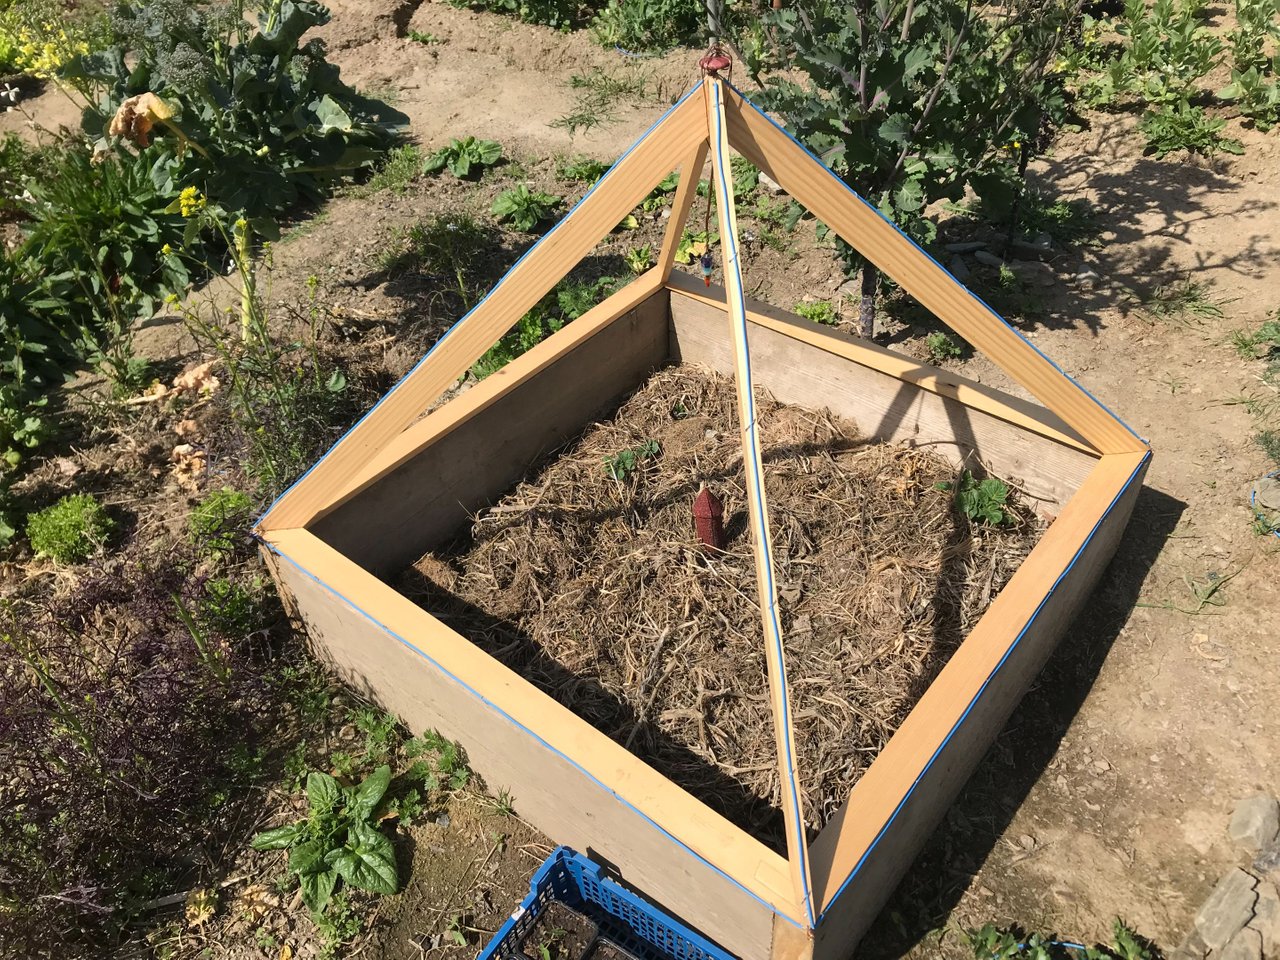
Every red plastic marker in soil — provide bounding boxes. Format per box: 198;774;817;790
693;486;726;550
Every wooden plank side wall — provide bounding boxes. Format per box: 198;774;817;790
262;538;787;960
310;295;669;577
808;452;1149;959
668;290;1098;511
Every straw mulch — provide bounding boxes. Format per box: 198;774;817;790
397;365;1042;851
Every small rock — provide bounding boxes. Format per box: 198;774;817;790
974;250;1004;268
1251;881;1280;956
435;812;451;828
945;241;987;253
837;278;860;299
1221;927;1263;960
1011;234;1054;260
1171;929;1210;960
1255;839;1280;876
1074;269;1101;290
338;724;356;740
948;256;971;282
1196;868;1259;952
1254;477;1280;511
1230;795;1280;852
758;171;785;195
1008;259;1056;287
1093;759;1112;773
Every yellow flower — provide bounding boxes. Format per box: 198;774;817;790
161;243;173;256
178;186;206;218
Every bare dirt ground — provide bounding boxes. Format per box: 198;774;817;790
5;0;1279;956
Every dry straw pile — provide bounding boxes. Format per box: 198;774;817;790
399;366;1040;850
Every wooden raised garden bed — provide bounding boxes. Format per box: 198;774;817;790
256;77;1150;960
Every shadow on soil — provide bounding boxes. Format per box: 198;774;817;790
857;482;1186;959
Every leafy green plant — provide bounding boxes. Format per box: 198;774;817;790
625;245;654;274
408;29;441;44
552;67;649;136
1231;318;1280;359
422;137;503;179
674;229;716;265
604;439;660;481
1139;100;1243;157
471;275;618;377
937;471;1013;525
448;0;593;29
200;575;269;637
26;493;116;563
752;0;1075;335
189;487;254;556
557;275;621;320
251;766;399;912
1143;277;1224;322
591;0;707;52
386;213;494;308
492;185;560;232
19;146;190;383
794;300;838;326
0;251;68;470
926;331;966;361
472;305;564;379
966;918;1154;959
404;730;472;790
358;144;424;195
557;154;610;182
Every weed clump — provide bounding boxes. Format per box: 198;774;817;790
26;493;115;563
190;487;254;556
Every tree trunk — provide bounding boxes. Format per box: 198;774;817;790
858;263;877;339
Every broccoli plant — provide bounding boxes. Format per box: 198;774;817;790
748;0;1077;336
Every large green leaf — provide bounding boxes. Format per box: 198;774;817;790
307;771;341;816
288;838;330;875
329;820;399;895
250;823;302;850
351;764;392;820
313;95;353;134
299;868;338;912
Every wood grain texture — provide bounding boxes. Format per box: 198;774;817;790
321;269;669;515
708;77;815;926
262;527;803;946
259;85;709;532
807;450;1150;937
668;288;1098;510
310;291;670;577
719;85;1145;458
658;140;710;282
667;272;1094;455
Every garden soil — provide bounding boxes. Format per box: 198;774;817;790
5;0;1280;956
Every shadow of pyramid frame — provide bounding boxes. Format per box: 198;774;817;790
255;77;1151;960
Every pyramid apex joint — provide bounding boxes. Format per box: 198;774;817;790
698;45;732;78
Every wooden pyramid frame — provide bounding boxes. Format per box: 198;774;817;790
257;76;1151;960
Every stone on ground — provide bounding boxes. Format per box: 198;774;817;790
1196;868;1261;952
1222;927;1264;960
1251;881;1280;957
1231;795;1280;852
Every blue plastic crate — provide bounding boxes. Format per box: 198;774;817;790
479;847;737;960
